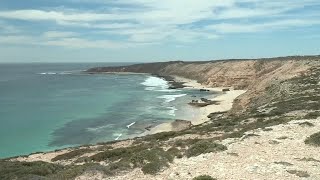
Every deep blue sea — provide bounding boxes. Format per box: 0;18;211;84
0;63;214;158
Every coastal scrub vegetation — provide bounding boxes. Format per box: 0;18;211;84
186;140;227;157
51;148;93;161
305;132;320;146
193;175;217;180
0;160;112;179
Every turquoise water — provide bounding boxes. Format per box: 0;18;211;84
0;63;214;158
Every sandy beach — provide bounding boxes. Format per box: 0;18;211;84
144;76;246;135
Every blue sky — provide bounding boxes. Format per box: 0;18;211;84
0;0;319;62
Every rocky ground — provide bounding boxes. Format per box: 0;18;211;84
93;118;320;180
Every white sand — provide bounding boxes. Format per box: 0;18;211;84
173;76;246;125
144;76;246;134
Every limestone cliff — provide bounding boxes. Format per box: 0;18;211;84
87;56;320;114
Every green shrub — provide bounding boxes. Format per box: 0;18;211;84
193;175;217;180
304;111;320;119
299;121;315;127
90;145;146;162
143;131;177;141
287;170;310;177
51;148;92;161
141;162;162;175
167;147;182;157
108;160;131;172
0;160;114;179
50;163;111;179
186;140;227;157
0;161;63;179
305;132;320;146
130;148;173;174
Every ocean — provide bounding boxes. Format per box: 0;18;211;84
0;63;214;158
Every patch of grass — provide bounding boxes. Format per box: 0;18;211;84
90;144;148;162
277;136;288;140
131;148;174;174
90;144;175;175
166;147;182;158
51;148;92;161
262;128;273;131
142;131;178;141
0;161;63;179
241;133;260;140
173;139;201;148
304;111;320;119
130;148;173;167
274;161;293;166
0;160;111;180
305;132;320;146
287;170;310;177
299;121;315;127
186;140;227;158
107;160;131;172
296;157;320;163
193;175;217;180
141;162;162;175
50;163;111;179
227;152;239;156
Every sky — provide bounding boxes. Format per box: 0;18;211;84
0;0;319;62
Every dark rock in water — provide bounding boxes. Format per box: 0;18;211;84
189;98;219;107
222;88;230;92
145;125;153;131
201;98;211;103
200;89;210;92
201;98;220;105
188;102;210;107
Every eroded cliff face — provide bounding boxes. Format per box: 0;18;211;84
87;56;320;114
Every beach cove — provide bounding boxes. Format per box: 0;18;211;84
142;75;246;135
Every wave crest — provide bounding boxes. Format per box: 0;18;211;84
141;76;170;91
157;94;187;103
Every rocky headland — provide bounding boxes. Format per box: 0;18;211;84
1;55;320;180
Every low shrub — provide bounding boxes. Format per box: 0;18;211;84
299;121;315;127
286;170;310;177
166;147;182;157
143;131;177;141
304;111;320;119
186;140;227;157
305;132;320;146
0;161;63;179
193;175;217;180
51;148;92;161
141;162;162;175
130;148;174;174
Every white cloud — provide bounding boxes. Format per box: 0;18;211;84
43;31;79;38
0;0;319;48
207;19;320;33
0;21;20;34
0;33;143;49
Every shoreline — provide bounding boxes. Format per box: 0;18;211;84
5;73;245;159
144;76;246;135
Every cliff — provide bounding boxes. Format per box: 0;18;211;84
87;56;319;114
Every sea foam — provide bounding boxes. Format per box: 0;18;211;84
38;71;72;75
141;76;169;91
126;122;136;128
157;94;187;103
